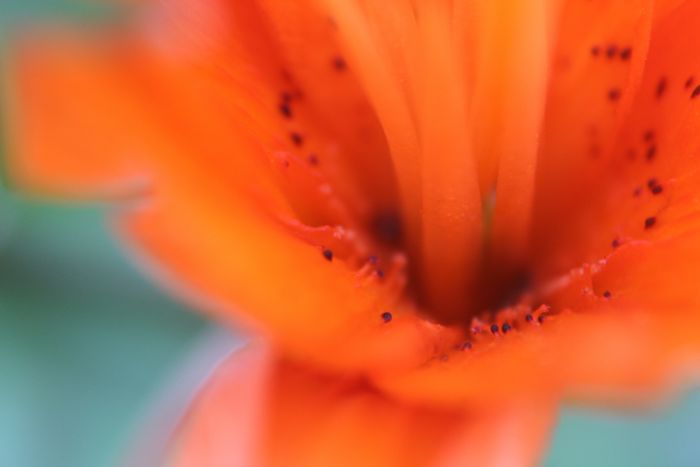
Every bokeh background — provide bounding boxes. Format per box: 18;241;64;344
1;1;700;466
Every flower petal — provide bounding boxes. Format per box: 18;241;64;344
117;151;457;374
532;0;700;274
5;1;447;374
254;0;399;213
376;230;700;407
5;30;151;198
533;0;656;257
375;0;700;407
171;343;556;467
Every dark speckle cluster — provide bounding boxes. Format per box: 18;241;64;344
647;178;663;195
590;43;632;62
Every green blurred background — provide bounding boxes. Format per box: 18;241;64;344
1;2;700;466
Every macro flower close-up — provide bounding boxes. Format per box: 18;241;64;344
4;0;700;465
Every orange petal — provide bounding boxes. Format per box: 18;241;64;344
376;231;700;406
117;149;457;374
5;1;445;374
5;31;151;198
533;0;656;257
532;0;697;273
171;343;556;467
373;0;700;407
6;0;396;218
255;0;399;213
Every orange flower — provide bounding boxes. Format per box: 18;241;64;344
5;0;700;465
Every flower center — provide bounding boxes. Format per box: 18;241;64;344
322;0;552;322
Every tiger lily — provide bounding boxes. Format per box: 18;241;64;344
5;0;700;465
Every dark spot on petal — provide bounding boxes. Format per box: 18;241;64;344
656;77;667;99
322;249;333;261
381;311;393;323
461;341;472;351
603;290;612;299
646;144;657;161
633;186;643;197
376;269;385;279
644;216;657;229
290;132;304;146
606;44;617;59
619;47;632;60
643;130;654;142
372;211;402;246
502;323;512;333
608;88;622;101
591;45;600;57
612;237;621;248
308;154;319;165
332;56;347;71
279;101;292;119
490;324;499;334
648;178;663;195
685;76;695;90
692;85;700;99
368;255;379;265
525;314;534;323
537;314;546;324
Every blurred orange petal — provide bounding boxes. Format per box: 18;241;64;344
7;32;149;198
6;2;456;375
172;343;556;467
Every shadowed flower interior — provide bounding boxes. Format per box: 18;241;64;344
6;0;700;454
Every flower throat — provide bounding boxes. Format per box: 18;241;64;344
322;0;552;323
